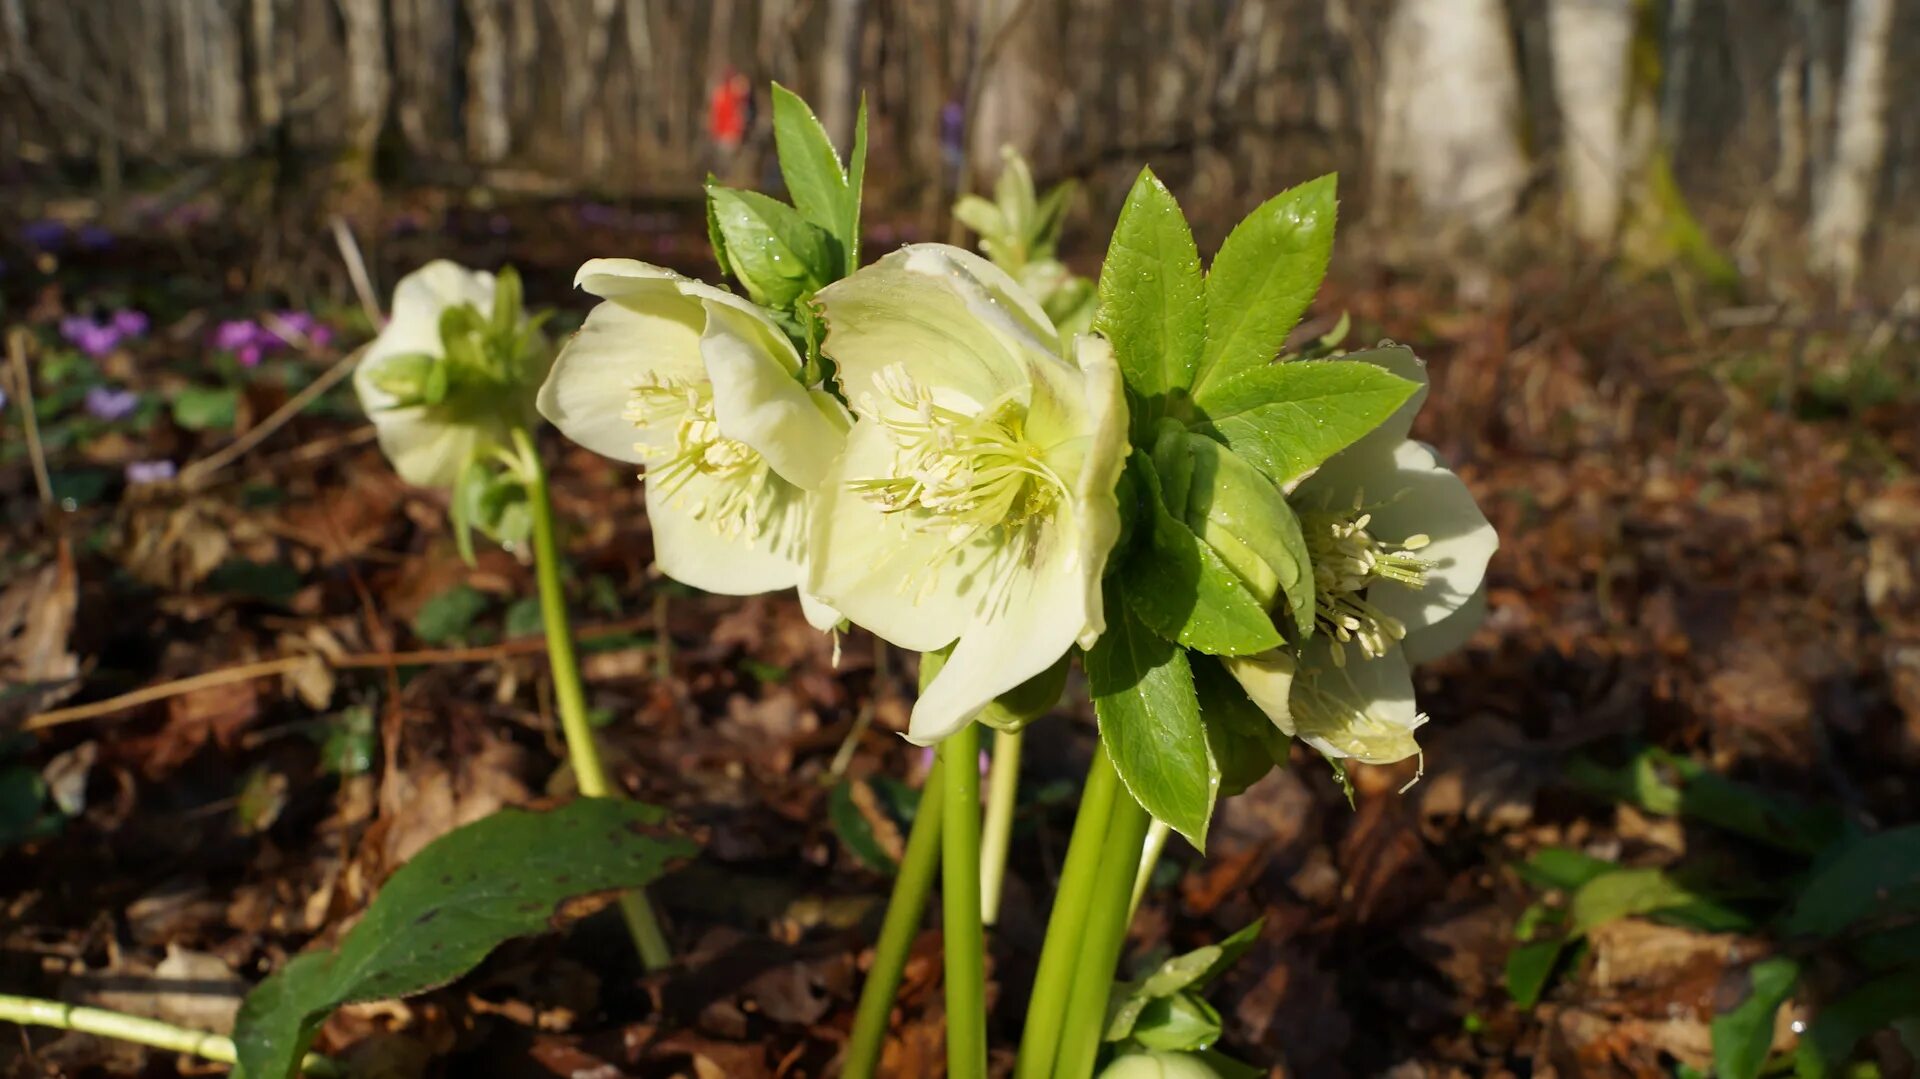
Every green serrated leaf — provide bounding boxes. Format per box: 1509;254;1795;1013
771;84;851;244
1182;435;1313;638
1195;175;1337;396
1123;451;1282;657
1096;167;1206;422
846;97;867;273
1193;359;1417;487
233;800;695;1079
1712;956;1800;1079
1193;656;1284;798
705;184;839;310
1085;595;1218;848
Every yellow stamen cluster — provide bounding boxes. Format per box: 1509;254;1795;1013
625;374;777;539
851;364;1067;554
1302;491;1434;667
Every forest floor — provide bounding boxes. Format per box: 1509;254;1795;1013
3;190;1919;1078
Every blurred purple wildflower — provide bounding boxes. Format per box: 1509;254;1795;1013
76;225;114;251
125;459;177;485
61;316;122;358
940;100;966;165
22;220;66;250
59;309;150;358
212;312;332;365
0;386;9;411
84;385;140;421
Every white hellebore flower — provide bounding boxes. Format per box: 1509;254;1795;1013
810;244;1128;745
1225;347;1498;765
535;259;845;623
355;260;542;489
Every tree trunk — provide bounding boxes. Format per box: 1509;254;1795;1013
1374;0;1529;236
817;0;865;151
1810;0;1894;301
1547;0;1634;247
336;0;390;158
969;0;1053;179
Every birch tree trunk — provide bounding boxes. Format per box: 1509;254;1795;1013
817;0;865;151
1810;0;1894;301
464;0;510;163
1373;0;1529;236
969;0;1053;177
336;0;390;158
1547;0;1634;247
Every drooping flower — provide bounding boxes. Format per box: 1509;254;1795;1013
809;244;1128;744
354;260;548;489
1223;347;1497;766
536;259;845;621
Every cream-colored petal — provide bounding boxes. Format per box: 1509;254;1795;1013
805;421;979;653
369;405;499;490
1402;584;1488;665
1033;334;1128;649
908;527;1090;744
701;299;845;490
573;257;687;299
1365;439;1498;649
1222;649;1299;735
818;245;1055;410
645;479;803;596
1348;343;1428;447
1291;639;1423;764
537;295;703;464
897;243;1060;354
797;588;843;632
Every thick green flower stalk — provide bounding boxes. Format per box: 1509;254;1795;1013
354;260;672;971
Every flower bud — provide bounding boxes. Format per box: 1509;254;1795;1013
1098;1051;1228;1079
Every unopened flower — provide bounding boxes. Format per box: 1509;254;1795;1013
354;260;548;489
537;259;844;621
810;244;1127;744
1099;1052;1227;1079
1224;347;1496;766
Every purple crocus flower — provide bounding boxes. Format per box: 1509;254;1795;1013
125;459;176;485
110;309;150;337
84;385;140;421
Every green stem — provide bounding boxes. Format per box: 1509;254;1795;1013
979;728;1022;926
1053;787;1151;1079
1129;819;1171;919
1014;745;1121;1079
0;994;340;1076
843;756;947;1079
514;427;672;972
940;722;987;1079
